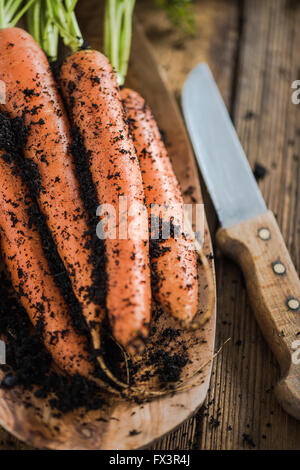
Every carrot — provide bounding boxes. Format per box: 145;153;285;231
0;27;104;351
103;2;199;322
0;149;94;378
121;88;199;324
60;50;151;353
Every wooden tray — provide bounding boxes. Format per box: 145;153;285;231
0;22;216;450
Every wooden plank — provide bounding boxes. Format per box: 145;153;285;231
198;0;300;450
134;0;240;450
135;0;240;241
135;0;238;105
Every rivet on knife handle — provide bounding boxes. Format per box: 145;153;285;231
216;210;300;419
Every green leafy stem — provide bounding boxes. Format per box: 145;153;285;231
27;0;83;61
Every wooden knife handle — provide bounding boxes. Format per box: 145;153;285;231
216;210;300;420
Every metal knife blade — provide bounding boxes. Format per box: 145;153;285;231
182;63;267;228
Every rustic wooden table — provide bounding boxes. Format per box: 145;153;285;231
0;0;299;450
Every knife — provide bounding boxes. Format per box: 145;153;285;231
182;63;300;420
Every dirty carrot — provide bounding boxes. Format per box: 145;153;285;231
27;0;152;355
60;50;151;353
0;27;105;352
0;149;94;378
121;88;199;323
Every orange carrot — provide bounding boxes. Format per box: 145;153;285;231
0;150;94;378
0;28;104;350
60;50;151;353
121;88;199;324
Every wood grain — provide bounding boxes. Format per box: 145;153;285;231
135;0;241;450
136;0;300;450
1;0;300;450
217;211;300;419
198;0;300;450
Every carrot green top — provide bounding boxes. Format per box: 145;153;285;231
0;0;36;28
27;0;83;61
26;0;195;81
104;0;135;86
27;0;135;86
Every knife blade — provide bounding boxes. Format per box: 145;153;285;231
182;63;300;420
182;64;267;228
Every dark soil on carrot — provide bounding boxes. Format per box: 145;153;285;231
0;271;106;413
0;111;88;337
69;126;107;310
0;111;112;411
0;106;188;413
